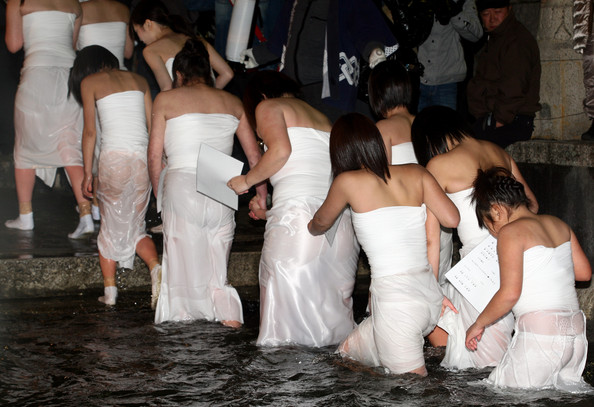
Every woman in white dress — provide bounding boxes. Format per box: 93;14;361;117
411;106;538;369
308;113;459;375
148;39;267;327
76;0;135;225
4;0;87;236
130;0;233;91
369;59;454;319
227;71;361;347
69;45;160;306
466;167;592;391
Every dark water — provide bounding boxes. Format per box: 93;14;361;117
1;291;594;407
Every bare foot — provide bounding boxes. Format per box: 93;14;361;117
222;320;242;329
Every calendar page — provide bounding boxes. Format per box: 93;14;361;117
445;235;500;312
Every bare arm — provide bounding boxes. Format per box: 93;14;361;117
425;210;441;280
228;102;291;193
466;227;524;351
148;94;166;198
235;111;268;219
5;0;23;53
72;11;82;49
570;229;592;282
308;175;349;236
80;78;98;199
143;47;173;91
124;25;134;60
422;170;460;229
203;39;234;89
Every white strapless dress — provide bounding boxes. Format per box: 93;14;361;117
337;205;443;374
14;11;83;186
257;127;360;347
487;243;591;392
438;188;514;369
77;21;127;68
390;143;453;279
155;113;243;325
95;91;150;269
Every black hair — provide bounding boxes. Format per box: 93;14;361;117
129;0;194;40
68;45;119;106
411;105;474;167
330;113;390;182
368;60;412;118
172;38;213;88
472;167;532;229
242;71;301;130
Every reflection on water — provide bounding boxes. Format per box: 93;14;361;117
1;292;593;406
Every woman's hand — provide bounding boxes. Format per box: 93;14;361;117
227;175;250;195
82;173;94;199
248;195;267;220
465;322;485;351
441;296;458;317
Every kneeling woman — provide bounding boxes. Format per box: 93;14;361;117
466;167;592;391
148;39;267;327
309;113;459;375
69;45;160;306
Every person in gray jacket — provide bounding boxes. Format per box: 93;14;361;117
417;0;483;112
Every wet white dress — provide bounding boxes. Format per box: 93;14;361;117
257;127;360;347
77;21;127;68
14;11;83;186
438;188;514;369
390;143;453;279
338;205;443;373
487;242;591;392
155;113;243;325
95;91;150;269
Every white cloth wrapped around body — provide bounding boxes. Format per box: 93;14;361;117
438;187;514;370
14;11;83;186
95;91;150;269
154;113;243;325
338;205;443;374
487;243;591;392
257;127;360;347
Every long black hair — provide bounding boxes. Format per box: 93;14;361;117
330;113;390;182
411;105;473;167
68;45;119;106
472;167;532;229
172;38;213;88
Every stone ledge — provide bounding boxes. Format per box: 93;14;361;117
506;139;594;167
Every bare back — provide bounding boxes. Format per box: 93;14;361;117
80;0;129;25
259;97;332;133
19;0;81;15
376;109;414;162
154;84;243;122
427;137;512;193
85;70;149;101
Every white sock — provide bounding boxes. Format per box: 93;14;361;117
68;214;94;239
5;212;34;231
150;264;162;310
98;286;117;305
91;205;100;221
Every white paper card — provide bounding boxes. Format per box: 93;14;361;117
445;235;500;312
196;143;244;210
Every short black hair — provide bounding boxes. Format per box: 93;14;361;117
68;45;119;106
472;167;532;229
330;113;390;183
172;38;213;88
368;60;412;118
242;71;301;130
411;105;473;167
